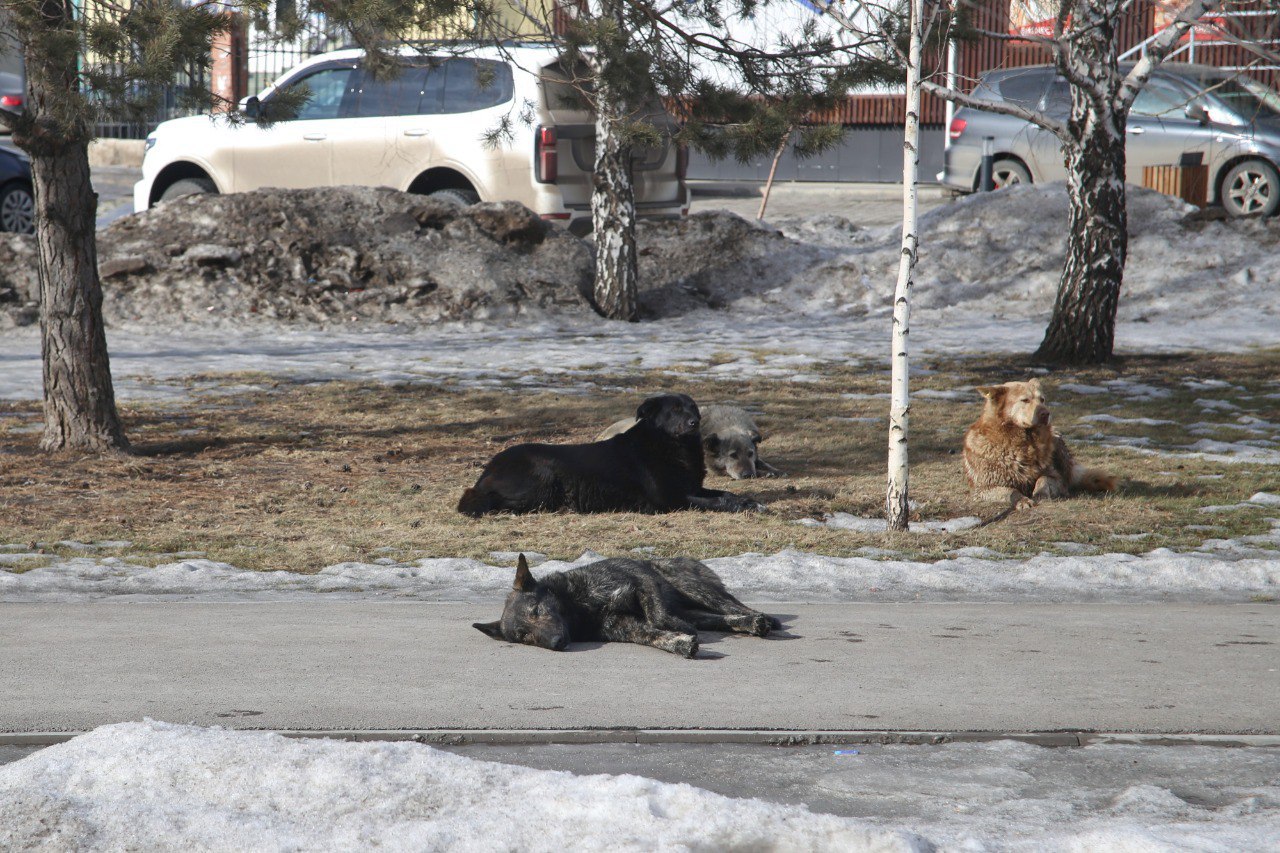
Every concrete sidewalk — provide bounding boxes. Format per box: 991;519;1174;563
2;601;1276;737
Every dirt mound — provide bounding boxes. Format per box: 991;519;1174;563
0;187;594;328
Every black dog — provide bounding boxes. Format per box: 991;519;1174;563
473;554;780;657
457;393;762;516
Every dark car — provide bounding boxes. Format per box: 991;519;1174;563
0;145;34;234
0;70;22;118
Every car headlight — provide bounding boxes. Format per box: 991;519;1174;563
144;136;156;153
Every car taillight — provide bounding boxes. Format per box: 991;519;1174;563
535;125;557;184
676;142;688;180
948;117;967;141
0;95;22;108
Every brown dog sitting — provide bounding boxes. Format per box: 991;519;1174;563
963;379;1117;510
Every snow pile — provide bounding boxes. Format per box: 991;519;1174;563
0;188;594;329
635;184;1280;335
5;521;1279;603
3;723;1278;852
0;721;921;852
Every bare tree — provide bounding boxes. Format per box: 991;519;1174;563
923;0;1222;364
886;0;925;530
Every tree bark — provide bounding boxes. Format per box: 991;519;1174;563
886;0;923;532
1035;5;1129;366
1034;127;1127;364
591;102;639;321
18;8;129;453
589;0;639;323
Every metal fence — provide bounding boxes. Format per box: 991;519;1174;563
90;13;346;139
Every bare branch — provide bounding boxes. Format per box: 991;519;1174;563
1119;0;1220;110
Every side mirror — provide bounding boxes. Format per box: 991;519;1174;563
1185;102;1209;125
240;95;260;120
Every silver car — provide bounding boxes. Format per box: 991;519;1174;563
940;64;1280;217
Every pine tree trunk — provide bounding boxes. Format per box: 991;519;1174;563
590;6;639;323
18;23;129;454
886;0;924;532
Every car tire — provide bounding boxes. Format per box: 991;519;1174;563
991;159;1032;189
428;188;480;207
1221;159;1279;218
159;177;217;204
0;182;35;235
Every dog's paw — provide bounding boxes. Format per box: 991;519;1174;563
670;634;699;658
737;498;767;513
1013;495;1036;511
748;614;772;637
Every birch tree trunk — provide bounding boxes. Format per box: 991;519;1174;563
886;0;923;531
17;10;129;453
1034;4;1129;365
590;0;639;322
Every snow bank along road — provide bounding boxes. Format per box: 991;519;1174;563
2;600;1277;736
3;720;1279;852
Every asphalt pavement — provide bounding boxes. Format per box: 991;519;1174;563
2;601;1276;739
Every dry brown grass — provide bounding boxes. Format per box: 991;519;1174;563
1;351;1277;572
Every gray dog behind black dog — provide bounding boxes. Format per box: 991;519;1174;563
473;554;780;658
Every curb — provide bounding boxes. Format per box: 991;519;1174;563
4;729;1279;749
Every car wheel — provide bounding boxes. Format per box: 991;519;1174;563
428;188;480;207
1221;159;1279;218
992;159;1032;189
0;182;35;235
159;177;217;204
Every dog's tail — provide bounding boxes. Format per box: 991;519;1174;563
1071;466;1118;494
457;486;494;517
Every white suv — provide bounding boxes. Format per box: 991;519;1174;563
135;44;689;233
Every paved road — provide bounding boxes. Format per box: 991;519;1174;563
2;601;1276;737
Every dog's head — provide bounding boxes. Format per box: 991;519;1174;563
977;379;1050;429
704;432;760;479
636;393;701;438
472;554;570;651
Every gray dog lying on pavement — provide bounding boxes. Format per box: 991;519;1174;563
473;554;780;658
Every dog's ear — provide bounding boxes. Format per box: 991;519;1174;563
750;430;763;445
636;397;662;422
513;553;536;592
473;621;504;640
976;385;1007;402
703;434;720;452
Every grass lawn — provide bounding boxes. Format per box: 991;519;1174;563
2;350;1278;572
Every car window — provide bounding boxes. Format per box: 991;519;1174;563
351;65;431;118
996;72;1048;109
291;66;356;121
1041;79;1071;115
1131;81;1188;117
439;59;514;114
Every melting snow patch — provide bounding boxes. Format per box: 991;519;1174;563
0;721;920;852
6;523;1280;603
797;514;983;534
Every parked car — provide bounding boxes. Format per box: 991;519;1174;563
940;63;1280;217
0;145;34;234
0;70;23;120
135;45;689;233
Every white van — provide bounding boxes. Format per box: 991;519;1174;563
135;44;689;233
